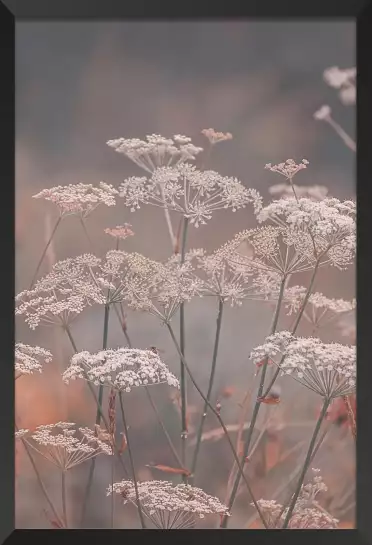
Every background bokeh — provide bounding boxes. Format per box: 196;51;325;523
15;20;355;529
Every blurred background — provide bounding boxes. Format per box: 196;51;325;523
15;20;355;529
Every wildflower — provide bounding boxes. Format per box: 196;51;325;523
15;255;105;329
323;66;356;105
264;159;309;181
18;423;112;471
250;332;356;399
15;343;52;379
108;480;230;528
269;183;329;201
104;224;134;240
63;348;180;393
201;128;233;145
33;182;118;218
118;163;262;227
256;197;356;269
107;133;203;174
314;105;332;121
285;291;356;329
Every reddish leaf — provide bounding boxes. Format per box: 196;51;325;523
257;396;280;405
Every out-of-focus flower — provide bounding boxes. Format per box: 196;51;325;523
201;128;233;145
18;422;112;471
250;332;356;399
314;105;332;120
104;224;134;240
269;183;329;201
63;348;179;393
15;343;52;379
33;182;118;218
108;479;230;528
323;66;356;105
264;159;309;181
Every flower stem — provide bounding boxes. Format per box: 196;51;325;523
281;397;330;528
28;216;62;289
61;470;68;528
166;322;268;529
190;298;224;480
221;275;287;528
342;395;356;440
118;393;146;529
179;217;189;483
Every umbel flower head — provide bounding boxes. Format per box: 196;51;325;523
265;159;309;181
63;348;180;392
201;128;233;145
108;480;230;529
255;470;338;529
107;133;203;174
18;422;112;471
323;66;356;105
15;254;105;329
104;224;134;241
33;182;118;218
118;163;262;228
256;197;356;269
15;342;52;379
250;332;355;399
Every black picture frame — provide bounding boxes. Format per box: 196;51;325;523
2;1;371;544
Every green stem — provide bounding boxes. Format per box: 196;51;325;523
221;275;287;528
179;217;189;483
190;298;224;480
28;216;62;289
281;397;330;528
61;471;68;528
118;393;146;529
16;424;64;528
166;322;268;529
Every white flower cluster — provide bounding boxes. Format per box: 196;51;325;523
19;422;112;470
104;224;134;240
63;348;180;392
15;255;105;329
33;182;118;218
256;197;356;269
285;290;356;328
107;133;203;174
108;480;230;528
323;66;356;105
15;342;52;378
119;164;262;227
201;128;233;145
250;332;356;398
265;159;309;180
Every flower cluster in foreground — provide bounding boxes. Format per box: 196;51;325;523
108;480;230;528
15;342;52;378
63;348;180;392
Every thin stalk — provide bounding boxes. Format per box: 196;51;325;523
342;395;356;440
160;185;176;250
28;216;62;289
15;424;64;528
281;397;330;528
221;275;286;528
190;298;224;480
118;393;146;529
166;322;268;529
325;115;356;152
110;450;115;528
179;217;189;482
61;471;68;528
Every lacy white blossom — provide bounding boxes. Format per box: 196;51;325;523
255;470;338;529
269;183;329;201
33;182;118;218
63;348;179;393
201;128;233;145
250;332;356;398
285;291;356;328
15;429;29;439
107;133;203;174
104;224;134;240
256;197;356;269
323;66;356;105
108;480;230;528
265;159;309;181
19;422;112;470
15;255;105;329
15;343;52;378
118;163;262;227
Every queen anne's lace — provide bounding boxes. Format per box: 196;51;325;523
201;128;233;145
104;224;134;240
265;159;309;180
108;480;230;528
63;348;179;392
250;332;356;398
15;343;52;378
33;182;118;218
19;422;112;470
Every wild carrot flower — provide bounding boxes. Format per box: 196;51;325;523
15;342;52;379
19;423;112;471
33;182;118;218
107;480;230;528
256;197;356;269
107;133;203;174
118;163;262;227
284;291;356;329
323;66;356;105
63;348;180;393
250;332;356;399
104;224;134;240
201;128;233;145
265;159;309;182
15;255;105;329
269;183;329;201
